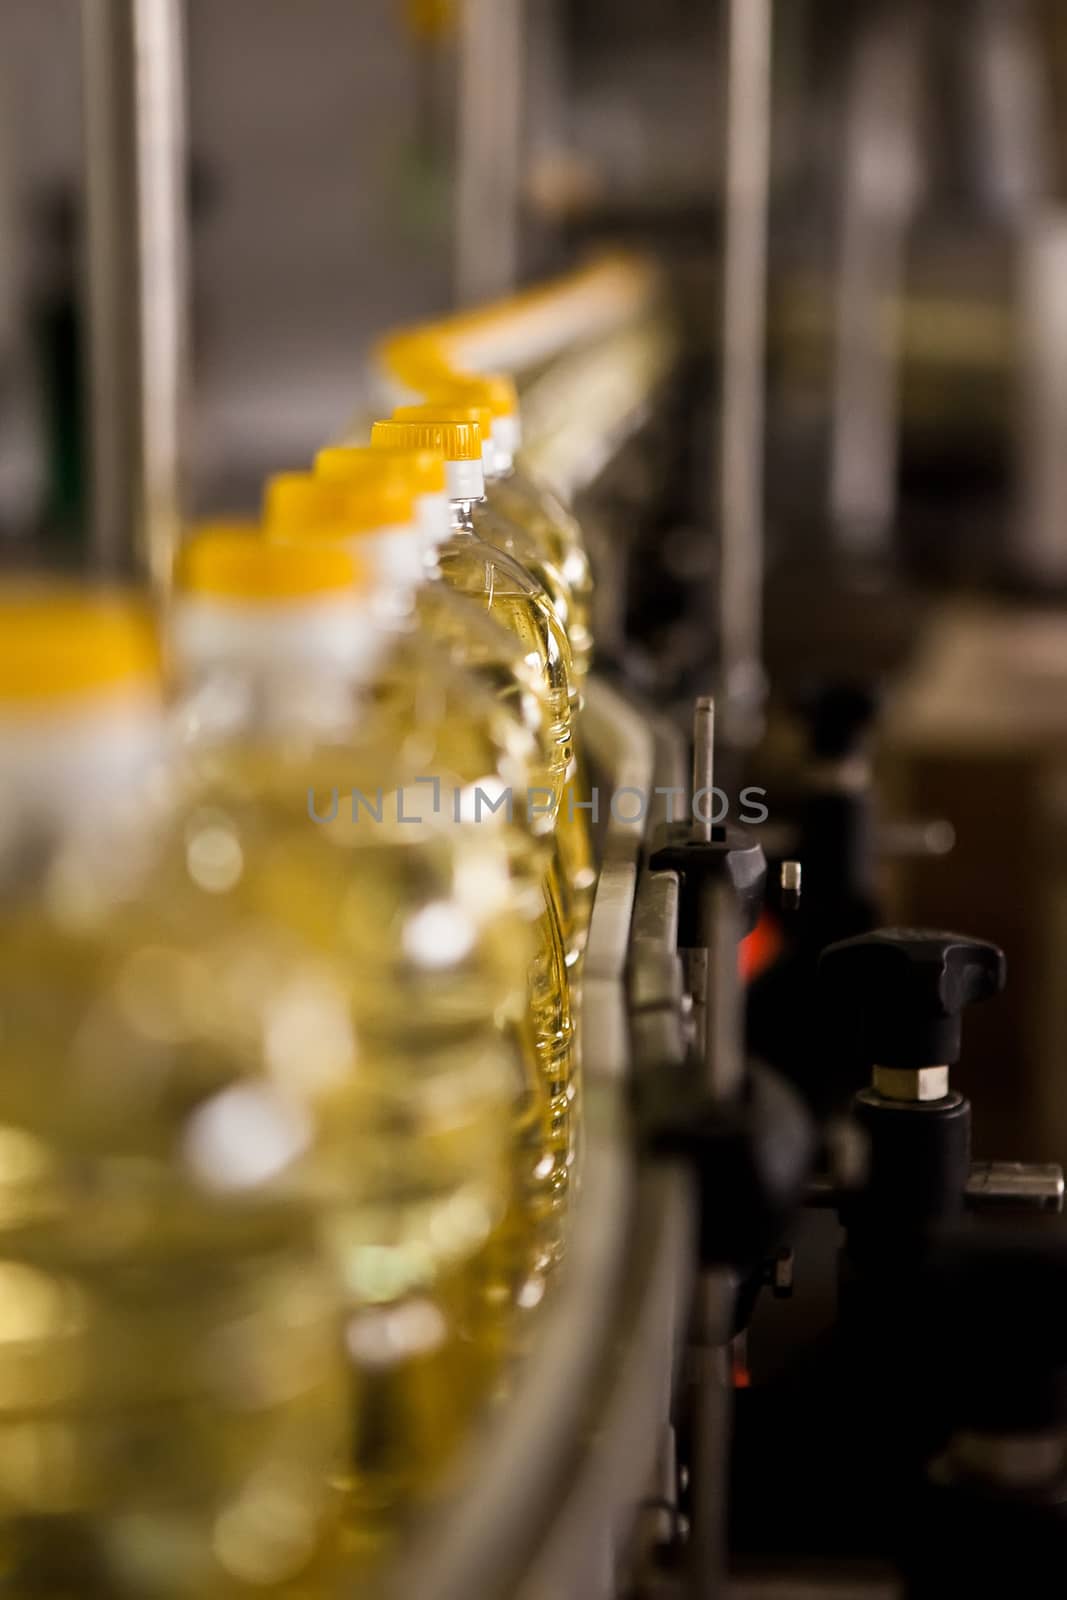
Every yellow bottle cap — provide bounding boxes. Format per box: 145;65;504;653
374;331;456;391
372;417;482;461
415;372;520;421
314;445;446;497
263;474;417;539
371;418;486;499
393;401;496;446
0;584;160;706
175;522;365;600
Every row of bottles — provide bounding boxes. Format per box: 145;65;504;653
0;343;598;1590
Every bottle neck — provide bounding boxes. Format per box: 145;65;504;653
448;498;480;536
170;597;391;745
353;523;425;591
444;457;485;500
0;694;164;833
417;492;453;553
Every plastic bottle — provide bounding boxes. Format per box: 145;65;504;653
398;374;594;680
388;402;597;961
170;529;540;1526
0;584;348;1596
368;417;594;973
260;477;577;1245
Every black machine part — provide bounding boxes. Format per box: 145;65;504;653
818;929;1005;1252
638;1058;815;1272
817;928;1006;1070
649;820;766;946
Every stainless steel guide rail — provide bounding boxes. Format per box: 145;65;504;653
81;0;189;585
384;680;697;1600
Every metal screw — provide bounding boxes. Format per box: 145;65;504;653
780;859;802;910
762;1246;795;1299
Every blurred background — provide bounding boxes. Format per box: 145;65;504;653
0;0;1065;547
2;0;1065;529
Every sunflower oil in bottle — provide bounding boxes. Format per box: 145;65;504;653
312;447;561;820
474;379;595;680
295;448;578;1156
368;417;592;968
0;585;348;1598
390;399;597;964
169;531;535;1538
395;379;594;678
393;402;582;674
260;475;575;1254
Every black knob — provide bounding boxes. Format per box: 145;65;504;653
649;823;766;943
818;929;1006;1069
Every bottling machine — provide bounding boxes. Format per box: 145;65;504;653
5;1;1067;1595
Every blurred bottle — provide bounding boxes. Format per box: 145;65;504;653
170;529;540;1532
0;584;348;1596
313;446;557;802
392;398;597;964
261;474;576;1247
399;373;594;679
369;416;593;970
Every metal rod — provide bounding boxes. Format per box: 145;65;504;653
454;0;524;307
691;695;716;844
1017;215;1067;587
717;0;773;745
703;880;744;1104
81;0;188;586
830;12;920;560
686;1271;737;1600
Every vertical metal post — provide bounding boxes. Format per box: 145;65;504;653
1016;214;1067;587
454;0;524;307
81;0;188;587
830;13;921;561
691;695;716;845
717;0;773;746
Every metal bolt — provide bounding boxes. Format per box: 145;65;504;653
780;859;802;910
762;1246;794;1299
872;1063;950;1102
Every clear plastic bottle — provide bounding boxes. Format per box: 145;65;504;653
287;460;557;818
397;378;595;680
368;417;593;971
169;530;542;1526
390;401;598;961
260;478;576;1247
0;584;348;1597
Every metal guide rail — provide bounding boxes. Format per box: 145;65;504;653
383;678;696;1600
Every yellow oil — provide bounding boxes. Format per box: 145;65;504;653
170;679;554;1505
409;580;564;824
484;465;600;966
436;511;596;968
390;582;579;1216
478;467;594;684
0;818;351;1597
322;622;577;1258
0;697;532;1585
490;459;595;682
